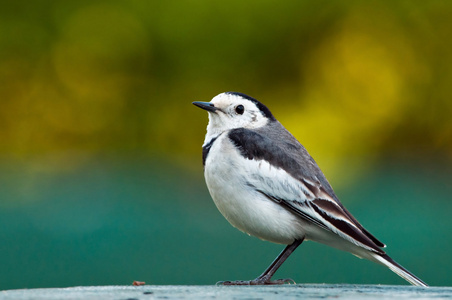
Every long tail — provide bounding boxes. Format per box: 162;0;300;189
372;253;428;287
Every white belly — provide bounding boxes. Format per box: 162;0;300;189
204;135;306;245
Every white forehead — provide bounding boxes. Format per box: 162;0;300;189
210;92;257;110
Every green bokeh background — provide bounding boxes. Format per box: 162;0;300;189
1;0;451;290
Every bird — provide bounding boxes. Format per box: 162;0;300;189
192;91;428;287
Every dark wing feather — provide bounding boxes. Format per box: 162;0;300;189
303;179;385;248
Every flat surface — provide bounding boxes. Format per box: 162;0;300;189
1;285;451;300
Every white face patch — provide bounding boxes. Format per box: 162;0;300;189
203;93;269;144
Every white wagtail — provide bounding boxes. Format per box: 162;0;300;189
192;92;427;286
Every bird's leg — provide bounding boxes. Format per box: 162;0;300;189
219;238;304;285
251;238;304;285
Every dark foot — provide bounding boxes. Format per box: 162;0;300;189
217;278;295;285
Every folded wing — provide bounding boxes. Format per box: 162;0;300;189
229;127;386;254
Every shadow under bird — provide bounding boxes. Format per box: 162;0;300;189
192;92;427;287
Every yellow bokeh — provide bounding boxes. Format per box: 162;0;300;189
0;0;450;177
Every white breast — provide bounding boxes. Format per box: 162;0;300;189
204;134;307;244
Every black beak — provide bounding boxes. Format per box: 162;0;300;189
192;101;219;113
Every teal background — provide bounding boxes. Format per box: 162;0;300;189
1;157;450;289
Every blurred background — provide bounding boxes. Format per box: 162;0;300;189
1;0;451;290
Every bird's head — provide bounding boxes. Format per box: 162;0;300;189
193;92;275;138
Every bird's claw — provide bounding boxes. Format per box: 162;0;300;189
217;278;296;285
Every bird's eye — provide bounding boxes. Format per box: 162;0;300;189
235;105;245;115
